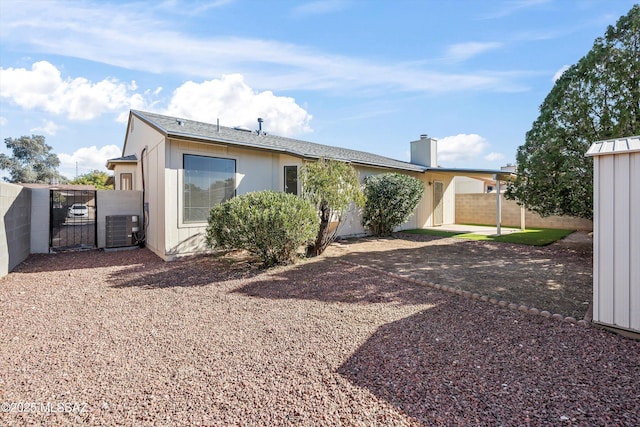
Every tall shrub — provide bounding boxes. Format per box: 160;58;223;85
300;159;364;256
206;191;318;267
362;173;424;236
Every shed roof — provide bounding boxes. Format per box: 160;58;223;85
586;135;640;157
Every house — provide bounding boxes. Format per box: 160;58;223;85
455;164;516;194
108;110;510;260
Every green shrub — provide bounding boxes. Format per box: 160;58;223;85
362;173;424;236
206;191;318;267
300;159;364;256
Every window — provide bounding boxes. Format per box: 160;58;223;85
183;154;236;223
120;173;133;190
284;165;298;195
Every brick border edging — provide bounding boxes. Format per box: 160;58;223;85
337;259;590;328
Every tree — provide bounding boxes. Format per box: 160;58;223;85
506;5;640;220
0;135;65;184
206;191;318;267
70;170;113;189
362;173;424;236
300;159;364;256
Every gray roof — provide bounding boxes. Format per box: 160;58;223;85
105;154;138;169
586;135;640;156
130;110;426;172
108;154;138;162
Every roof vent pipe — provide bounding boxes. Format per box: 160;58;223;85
217;118;220;132
258;118;264;133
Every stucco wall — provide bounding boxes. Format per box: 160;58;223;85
30;188;50;253
455;193;593;230
162;138;439;258
119;114;166;259
0;183;31;277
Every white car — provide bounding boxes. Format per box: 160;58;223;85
67;203;89;218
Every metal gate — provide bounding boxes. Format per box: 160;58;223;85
50;190;97;251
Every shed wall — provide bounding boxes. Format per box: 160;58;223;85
593;151;640;332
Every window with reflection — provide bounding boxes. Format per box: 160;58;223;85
183;154;236;223
284;165;298;195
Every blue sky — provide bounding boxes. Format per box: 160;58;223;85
0;0;636;179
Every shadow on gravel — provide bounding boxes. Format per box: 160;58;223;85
332;239;592;320
108;254;264;290
12;248;160;273
234;257;438;306
338;303;640;426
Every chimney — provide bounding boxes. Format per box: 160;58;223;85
500;163;516;173
410;134;437;167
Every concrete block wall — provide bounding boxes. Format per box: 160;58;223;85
456;194;593;231
1;183;31;277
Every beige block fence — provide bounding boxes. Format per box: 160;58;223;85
455;194;593;231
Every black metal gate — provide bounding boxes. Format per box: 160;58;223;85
50;190;97;251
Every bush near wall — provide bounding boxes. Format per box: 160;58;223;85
206;191;318;267
362;173;424;236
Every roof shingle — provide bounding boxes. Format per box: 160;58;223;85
131;110;426;172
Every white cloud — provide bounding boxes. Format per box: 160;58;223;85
0;1;529;94
30;119;61;136
58;144;121;178
165;74;312;136
437;134;489;164
292;0;349;16
553;64;570;82
484;152;505;162
0;116;7;126
0;61;150;121
482;0;550;19
446;42;503;62
158;0;235;15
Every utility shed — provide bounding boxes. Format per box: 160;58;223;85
586;135;640;334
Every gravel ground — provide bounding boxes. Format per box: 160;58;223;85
326;233;593;320
1;248;638;426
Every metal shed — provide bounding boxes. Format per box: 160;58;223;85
586;135;640;334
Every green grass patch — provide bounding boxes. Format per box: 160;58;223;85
401;227;575;246
401;228;465;238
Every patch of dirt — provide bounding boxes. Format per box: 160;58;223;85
324;232;593;320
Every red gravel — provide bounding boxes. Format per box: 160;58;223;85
1;248;638;426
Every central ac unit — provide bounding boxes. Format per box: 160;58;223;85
105;215;139;248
